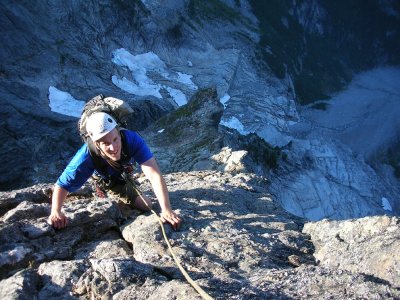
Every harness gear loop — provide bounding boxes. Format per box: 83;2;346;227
121;172;213;300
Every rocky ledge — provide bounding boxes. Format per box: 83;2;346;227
1;171;399;299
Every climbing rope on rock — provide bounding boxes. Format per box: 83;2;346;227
124;173;213;300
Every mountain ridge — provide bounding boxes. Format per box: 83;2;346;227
0;1;399;297
1;171;399;299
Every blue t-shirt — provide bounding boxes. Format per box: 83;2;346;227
56;130;153;192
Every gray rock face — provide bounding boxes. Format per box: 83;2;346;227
144;87;281;179
0;269;39;300
1;0;399;222
249;265;398;299
0;0;172;190
1;173;399;299
0;2;399;298
271;138;398;220
0;184;121;279
303;215;400;288
144;87;224;173
1;0;399;223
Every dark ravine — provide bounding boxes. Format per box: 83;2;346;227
249;0;400;104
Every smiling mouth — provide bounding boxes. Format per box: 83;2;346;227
106;149;120;158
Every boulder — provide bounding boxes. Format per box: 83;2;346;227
303;215;400;288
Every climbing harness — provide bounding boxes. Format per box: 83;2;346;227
122;172;214;300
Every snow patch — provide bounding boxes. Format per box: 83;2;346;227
112;50;164;99
220;93;231;109
111;48;198;107
111;75;162;98
48;86;85;118
176;72;197;90
220;116;250;135
382;197;392;211
166;87;187;106
112;49;166;73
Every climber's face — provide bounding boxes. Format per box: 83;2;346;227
96;128;121;161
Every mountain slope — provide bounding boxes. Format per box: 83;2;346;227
0;1;398;219
0;173;399;299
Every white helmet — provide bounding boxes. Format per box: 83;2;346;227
86;112;117;141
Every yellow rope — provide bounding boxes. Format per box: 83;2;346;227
130;184;213;300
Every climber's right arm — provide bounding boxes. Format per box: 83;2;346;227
48;184;69;229
48;145;95;229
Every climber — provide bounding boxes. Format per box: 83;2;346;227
47;112;182;230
